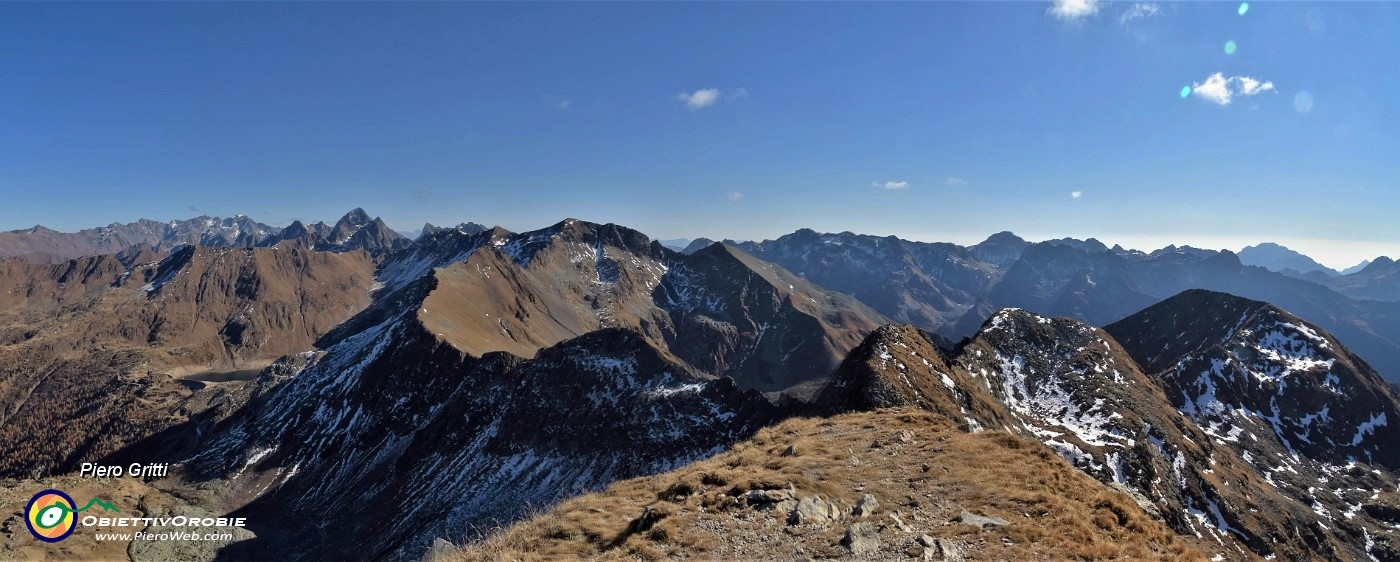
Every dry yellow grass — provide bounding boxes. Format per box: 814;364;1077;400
445;409;1220;561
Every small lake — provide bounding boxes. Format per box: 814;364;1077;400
180;369;263;383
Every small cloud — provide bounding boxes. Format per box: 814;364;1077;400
1191;72;1275;105
946;177;967;187
187;205;200;213
873;181;909;190
555;100;572;110
1050;0;1101;21
676;88;721;110
727;88;749;101
726;191;744;203
1071;190;1083;199
1119;2;1161;24
1236;76;1272;96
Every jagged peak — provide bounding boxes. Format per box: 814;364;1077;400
981;307;1040;330
975;230;1027;246
482;225;514;239
339;207;373;225
1043;237;1110;254
687;238;738;258
1204;248;1242;266
1363;256;1396;271
455;222;489;234
973;307;1109;348
497;219;657;265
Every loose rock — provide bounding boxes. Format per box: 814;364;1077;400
747;489;794;504
957;510;1009;528
842;521;881;555
853;493;881;517
890;511;914;533
790;495;842;526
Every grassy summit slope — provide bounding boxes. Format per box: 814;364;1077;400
447;409;1222;562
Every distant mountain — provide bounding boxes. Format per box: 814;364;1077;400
729;229;999;335
942;242;1400;383
283;208;413;253
1147;244;1219;259
1342;259;1373;276
1044;236;1110;254
947;242;1158;335
0;209;411;261
720;229;1400;382
680;237;716;255
1279;267;1335;285
1110;243;1146;257
1331;257;1400;302
658;238;692;252
969;231;1029;266
1238;242;1338;276
418;221;488;239
0;216;278;262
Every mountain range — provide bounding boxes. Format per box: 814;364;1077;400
1238;242;1341;277
2;210;1399;561
722;230;1400;384
0;208;411;263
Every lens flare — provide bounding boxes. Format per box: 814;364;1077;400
1238;3;1249;16
1294;91;1314;114
1224;41;1237;55
1180;86;1192;99
1305;9;1326;38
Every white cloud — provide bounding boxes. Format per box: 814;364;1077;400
1071;190;1083;199
1049;0;1101;21
946;177;967;187
726;191;744;203
727;88;749;100
676;88;721;110
1236;76;1272;96
1119;2;1161;24
1191;72;1275;105
555;100;572;110
874;181;909;190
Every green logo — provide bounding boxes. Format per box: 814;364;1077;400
26;490;120;542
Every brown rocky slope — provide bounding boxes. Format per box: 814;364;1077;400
445;409;1219;561
0;246;376;478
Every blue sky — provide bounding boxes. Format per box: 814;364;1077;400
2;2;1396;267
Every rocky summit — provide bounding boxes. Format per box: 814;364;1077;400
806;294;1400;560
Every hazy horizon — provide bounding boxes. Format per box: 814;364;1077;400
2;206;1385;271
3;1;1396;269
